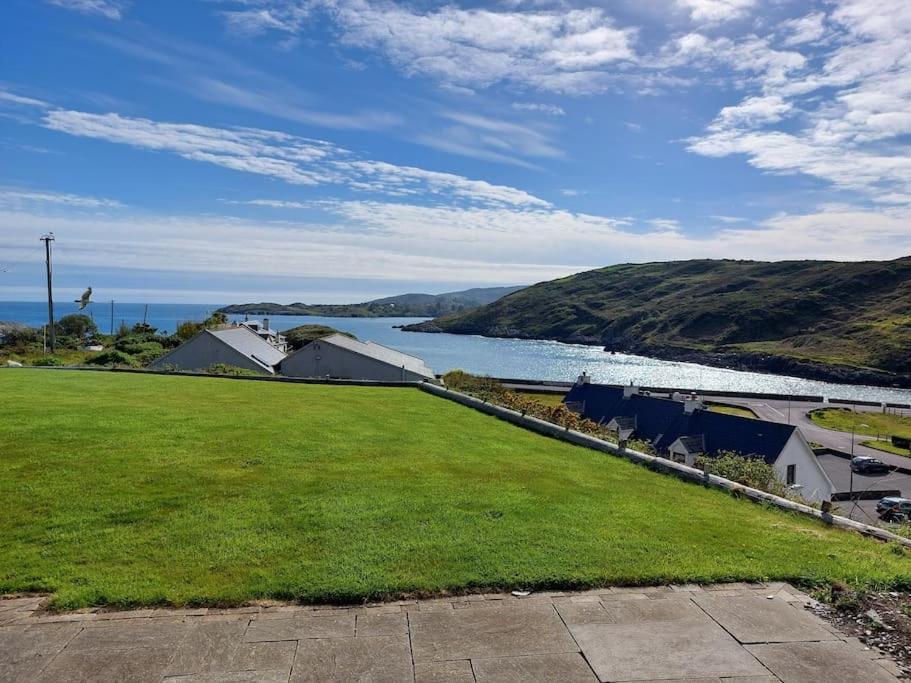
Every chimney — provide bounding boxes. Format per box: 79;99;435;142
263;318;270;331
576;371;590;385
684;397;703;414
623;383;639;399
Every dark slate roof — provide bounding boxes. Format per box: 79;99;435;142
674;435;705;454
563;383;796;464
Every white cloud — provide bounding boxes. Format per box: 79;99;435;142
676;0;756;24
779;12;827;47
221;0;637;94
0;90;49;108
46;0;127;20
40;108;549;207
511;102;565;116
707;95;792;131
0;189;123;209
685;0;911;203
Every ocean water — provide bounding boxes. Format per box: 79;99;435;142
3;301;911;404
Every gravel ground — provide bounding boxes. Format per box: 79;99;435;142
812;585;911;678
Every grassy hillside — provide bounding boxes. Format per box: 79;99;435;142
3;369;910;609
219;285;523;318
406;258;911;385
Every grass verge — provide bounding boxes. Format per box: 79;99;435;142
861;440;911;458
809;408;911;440
3;369;911;610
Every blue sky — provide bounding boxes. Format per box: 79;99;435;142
1;0;910;303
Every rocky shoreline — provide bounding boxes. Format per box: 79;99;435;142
401;321;911;390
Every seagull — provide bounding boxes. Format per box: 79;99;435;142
75;287;93;310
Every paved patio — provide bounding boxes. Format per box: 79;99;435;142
0;583;902;682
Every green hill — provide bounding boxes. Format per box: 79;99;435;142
404;258;911;387
219;286;523;318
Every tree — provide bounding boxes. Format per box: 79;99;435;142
176;320;203;340
205;312;228;327
56;314;98;341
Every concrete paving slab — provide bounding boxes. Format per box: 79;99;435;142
414;659;475;683
555;601;615;626
34;646;176;682
409;603;578;662
66;620;190;651
243;613;355;642
164;620;249;675
602;597;709;624
0;653;53;681
164;671;290;682
570;617;771;682
230;641;297;673
289;634;413;682
693;594;837;643
355;611;408;636
748;641;899;682
0;623;82;661
472;653;598;682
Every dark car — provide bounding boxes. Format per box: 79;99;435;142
878;498;911;523
850;456;891;474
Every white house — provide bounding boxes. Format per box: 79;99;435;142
563;381;836;502
279;333;435;382
150;326;287;375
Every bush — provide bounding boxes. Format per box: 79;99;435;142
176;321;203;341
284;325;354;350
114;339;164;356
206;363;259;376
0;323;38;348
31;355;64;366
56;314;98;342
695;451;786;496
205;312;228;327
86;350;139;367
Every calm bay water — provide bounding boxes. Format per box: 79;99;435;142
3;301;911;404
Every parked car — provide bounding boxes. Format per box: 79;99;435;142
876;496;911;514
878;499;911;523
850;456;891;474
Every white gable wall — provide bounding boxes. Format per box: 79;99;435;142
773;431;835;502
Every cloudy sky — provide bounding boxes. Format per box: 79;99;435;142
1;0;910;303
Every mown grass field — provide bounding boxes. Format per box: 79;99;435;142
809;407;911;439
2;370;910;610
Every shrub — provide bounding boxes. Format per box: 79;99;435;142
0;323;38;348
695;451;786;496
206;363;259;376
31;355;64;366
176;321;203;341
284;325;355;350
115;339;164;356
205;312;228;327
56;314;98;342
86;350;139;367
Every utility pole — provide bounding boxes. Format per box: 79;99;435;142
40;233;56;352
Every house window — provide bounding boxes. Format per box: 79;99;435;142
786;464;797;486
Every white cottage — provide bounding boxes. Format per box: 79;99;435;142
279;333;434;382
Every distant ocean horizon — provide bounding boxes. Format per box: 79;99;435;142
3;300;911;405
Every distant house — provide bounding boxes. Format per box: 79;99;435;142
563;380;835;502
279;333;435;382
240;318;288;353
150;326;287;375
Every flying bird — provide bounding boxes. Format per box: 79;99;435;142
75;287;93;310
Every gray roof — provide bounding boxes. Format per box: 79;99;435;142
308;333;434;379
208;327;287;370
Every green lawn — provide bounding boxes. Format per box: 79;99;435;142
809;407;911;439
2;370;910;610
861;440;911;457
706;402;757;419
